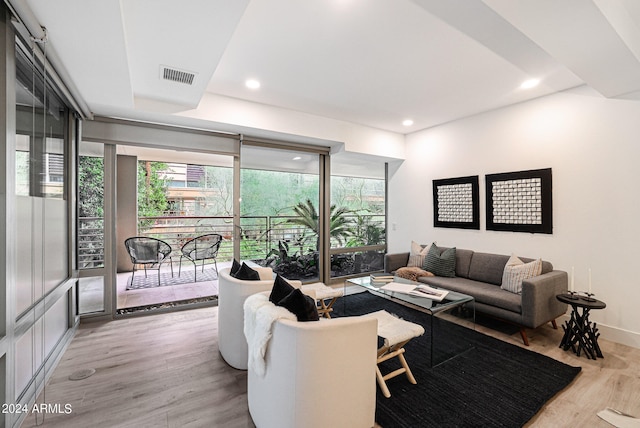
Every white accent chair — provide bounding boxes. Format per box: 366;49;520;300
245;292;378;428
218;266;278;370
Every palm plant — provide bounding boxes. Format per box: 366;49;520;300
287;199;353;248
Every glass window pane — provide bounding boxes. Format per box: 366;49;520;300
330;154;387;278
241;146;320;281
79;142;105;269
15;46;67;199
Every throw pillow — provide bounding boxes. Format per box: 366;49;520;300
423;243;456;277
276;288;319;322
501;256;542;294
407;241;432;268
269;274;295;303
232;262;260;281
396;266;434;282
230;259;242;276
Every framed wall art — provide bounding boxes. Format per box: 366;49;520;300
485;168;552;234
433;175;480;229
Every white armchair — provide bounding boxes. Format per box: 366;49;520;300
245;292;378;428
218;266;277;369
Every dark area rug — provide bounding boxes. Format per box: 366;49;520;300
332;292;581;428
126;268;218;290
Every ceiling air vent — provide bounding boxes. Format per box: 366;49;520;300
160;65;196;85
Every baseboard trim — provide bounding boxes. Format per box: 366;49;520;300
558;313;640;350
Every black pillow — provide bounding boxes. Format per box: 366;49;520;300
230;259;242;276
269;274;295;303
276;288;319;322
232;262;260;280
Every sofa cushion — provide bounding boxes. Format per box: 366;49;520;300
520;257;553;274
276;288;319;322
423;244;456;277
408;241;431;267
420;276;522;314
230;259;242;276
422;243;456;277
501;257;542;294
467;252;511;285
269;274;294;303
432;246;473;278
233;262;260;281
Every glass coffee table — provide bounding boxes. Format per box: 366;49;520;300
346;276;475;367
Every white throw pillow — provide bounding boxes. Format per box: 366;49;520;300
407;241;431;267
501;255;542;294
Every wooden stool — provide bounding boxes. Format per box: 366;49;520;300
362;310;425;398
301;283;344;319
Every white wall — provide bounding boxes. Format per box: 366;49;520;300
388;86;640;348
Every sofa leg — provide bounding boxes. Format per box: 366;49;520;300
551;319;558;329
519;328;530;346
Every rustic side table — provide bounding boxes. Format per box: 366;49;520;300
556;293;606;359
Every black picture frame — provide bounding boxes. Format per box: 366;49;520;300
433;175;480;229
485;168;552;234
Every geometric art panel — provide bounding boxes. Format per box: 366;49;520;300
486;168;552;234
433;176;479;230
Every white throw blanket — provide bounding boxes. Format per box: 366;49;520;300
244;293;296;377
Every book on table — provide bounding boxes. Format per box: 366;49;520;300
379;282;449;302
370;273;394;285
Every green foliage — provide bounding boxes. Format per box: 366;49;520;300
286;199;353;248
346;212;386;247
263;240;318;279
332;176;385;214
137;161;169;218
78;156;104;218
196;166;234;216
240;169;319;216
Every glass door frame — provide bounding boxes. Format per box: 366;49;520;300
76;141;115;319
238;137;331;284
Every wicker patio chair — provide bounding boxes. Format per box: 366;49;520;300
124;236;173;287
178;233;223;281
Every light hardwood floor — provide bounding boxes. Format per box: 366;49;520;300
20;298;640;428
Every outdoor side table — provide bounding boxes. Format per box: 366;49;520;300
556;293;606;360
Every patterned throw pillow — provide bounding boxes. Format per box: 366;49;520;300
501;255;542;294
423;244;456;277
407;241;432;268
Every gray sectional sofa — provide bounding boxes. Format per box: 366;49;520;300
384;246;568;345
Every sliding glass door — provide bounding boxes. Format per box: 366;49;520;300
239;144;322;282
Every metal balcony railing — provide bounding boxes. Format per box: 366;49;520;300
78;214;386;278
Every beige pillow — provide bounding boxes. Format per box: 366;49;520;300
501;255;542;294
407;241;431;268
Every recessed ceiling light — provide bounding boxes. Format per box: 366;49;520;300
402;119;414;127
245;79;261;89
292;156;302;160
520;79;540;89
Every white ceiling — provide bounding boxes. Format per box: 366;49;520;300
20;0;640;135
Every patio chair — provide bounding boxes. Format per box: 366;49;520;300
124;236;173;287
178;233;223;281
